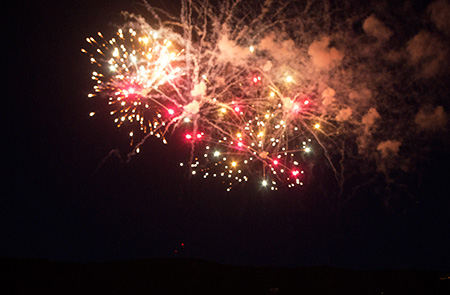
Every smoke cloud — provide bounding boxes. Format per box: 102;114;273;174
190;81;206;97
363;14;393;42
377;140;402;159
428;0;450;35
415;106;448;131
321;87;336;106
259;32;296;64
406;30;448;78
308;37;343;69
217;35;250;65
336;107;352;122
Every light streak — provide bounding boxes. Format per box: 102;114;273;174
84;0;416;191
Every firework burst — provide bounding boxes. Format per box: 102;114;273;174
84;0;450;194
83;25;186;146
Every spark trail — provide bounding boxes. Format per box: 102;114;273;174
84;0;450;194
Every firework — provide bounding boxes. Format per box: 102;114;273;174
84;0;450;192
83;25;187;146
82;1;335;189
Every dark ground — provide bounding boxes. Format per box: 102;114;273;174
3;258;449;294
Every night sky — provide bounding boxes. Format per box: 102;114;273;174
4;0;450;271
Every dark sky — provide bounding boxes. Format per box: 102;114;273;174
4;0;450;271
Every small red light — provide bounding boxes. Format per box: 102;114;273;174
253;77;258;83
234;106;240;112
168;109;175;115
185;134;192;139
304;100;309;105
273;160;278;165
196;133;202;139
292;170;299;176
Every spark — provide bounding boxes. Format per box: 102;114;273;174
83;24;186;147
84;0;418;192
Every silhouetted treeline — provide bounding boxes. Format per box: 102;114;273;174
2;258;449;294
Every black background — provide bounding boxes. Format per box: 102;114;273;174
4;0;450;271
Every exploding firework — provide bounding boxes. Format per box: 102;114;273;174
83;24;187;147
84;0;450;194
